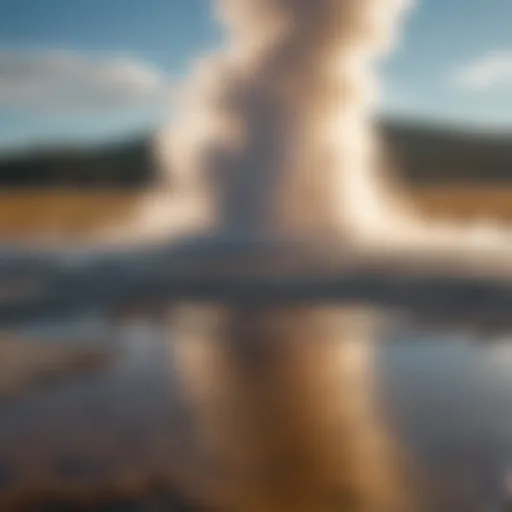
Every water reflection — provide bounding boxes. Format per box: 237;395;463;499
168;305;412;511
0;305;511;510
379;329;512;510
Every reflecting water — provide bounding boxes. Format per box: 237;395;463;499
0;305;510;510
379;329;512;510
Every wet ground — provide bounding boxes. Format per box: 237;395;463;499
0;306;510;510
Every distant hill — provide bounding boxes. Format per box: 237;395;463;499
0;119;511;188
0;137;156;189
381;119;512;186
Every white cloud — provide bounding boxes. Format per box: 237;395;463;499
451;49;512;92
0;49;172;112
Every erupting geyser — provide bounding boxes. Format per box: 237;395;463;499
64;0;512;269
152;0;512;274
158;0;412;243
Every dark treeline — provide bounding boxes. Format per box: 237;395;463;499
0;137;156;189
381;119;512;186
0;120;512;188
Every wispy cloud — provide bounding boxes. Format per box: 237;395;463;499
0;49;172;112
451;49;512;92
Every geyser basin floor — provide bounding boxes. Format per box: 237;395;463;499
0;337;113;401
0;309;512;510
4;233;512;329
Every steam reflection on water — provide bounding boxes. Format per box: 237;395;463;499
0;305;510;509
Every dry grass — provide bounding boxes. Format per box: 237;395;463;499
0;190;142;240
0;187;511;242
410;186;512;221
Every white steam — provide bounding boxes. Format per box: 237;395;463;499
160;0;413;240
155;0;512;273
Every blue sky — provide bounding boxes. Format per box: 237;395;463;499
0;0;511;149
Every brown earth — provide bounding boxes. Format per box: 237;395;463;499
0;191;142;241
411;186;512;221
0;187;511;242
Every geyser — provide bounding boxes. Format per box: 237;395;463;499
159;0;412;242
151;0;512;274
30;0;512;270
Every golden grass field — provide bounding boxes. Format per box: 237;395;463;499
412;186;512;221
0;190;142;240
0;187;509;241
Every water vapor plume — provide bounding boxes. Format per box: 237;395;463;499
159;0;413;241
